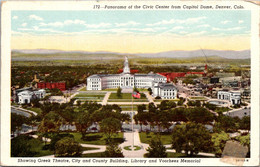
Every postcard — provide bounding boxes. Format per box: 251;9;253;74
1;0;259;166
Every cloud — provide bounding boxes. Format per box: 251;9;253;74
21;23;27;27
197;24;210;28
179;31;188;34
186;31;207;36
238;20;244;24
29;15;43;21
40;22;64;27
12;16;18;20
17;27;63;34
85;23;111;28
171;26;184;30
64;19;85;25
212;26;244;31
133;28;156;32
146;19;175;26
221;20;231;24
39;19;110;29
146;17;207;26
184;16;207;24
115;21;140;27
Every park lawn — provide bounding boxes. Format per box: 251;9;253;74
75;99;102;102
167;152;212;158
78;87;87;91
108;99;148;102
75;94;105;98
139;132;172;145
22;137;53;157
81;147;100;151
154;99;180;102
119;105;138;111
109;93;147;99
70;132;124;145
189;96;208;101
102;88;118;91
26;107;42;114
137;88;149;92
81;152;105;157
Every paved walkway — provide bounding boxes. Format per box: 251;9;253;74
143;92;155;104
81;144;106;154
36;135;107;158
119;130;149;158
11;106;37;116
102;92;111;105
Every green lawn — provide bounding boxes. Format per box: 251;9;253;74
75;94;105;98
11;136;53;157
124;145;141;151
102;88;118;91
154;99;180;102
70;132;124;145
81;152;105;157
78;87;87;91
119;105;138;111
74;93;105;102
109;93;147;99
144;152;212;158
75;99;102;102
31;141;54;157
139;132;172;145
189;96;208;101
167;152;212;158
108;99;148;102
26;107;42;114
81;147;100;151
108;93;148;102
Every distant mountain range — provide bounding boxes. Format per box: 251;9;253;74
12;49;250;59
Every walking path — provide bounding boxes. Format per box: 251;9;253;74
11;106;37;116
143;92;155;104
119;130;149;158
102;92;111;105
31;134;106;158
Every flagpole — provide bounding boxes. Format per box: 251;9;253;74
132;90;134;151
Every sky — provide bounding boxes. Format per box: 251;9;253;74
11;10;251;53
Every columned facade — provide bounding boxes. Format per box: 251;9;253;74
87;56;167;90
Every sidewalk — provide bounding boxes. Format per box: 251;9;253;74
101;92;111;105
119;130;149;158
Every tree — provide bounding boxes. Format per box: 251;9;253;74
117;87;122;98
11;113;28;136
75;111;93;138
236;134;250;157
148;102;157;113
215;115;238;132
137;104;146;113
11;135;36;157
38;111;64;144
171;122;213;156
100;117;121;141
148;87;152;95
103;142;124;157
27;114;41;131
169;107;187;122
211;131;230;157
134;112;148;132
54;137;82;157
146;136;167;157
185;107;215;124
133;86;139;93
239;116;250;131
